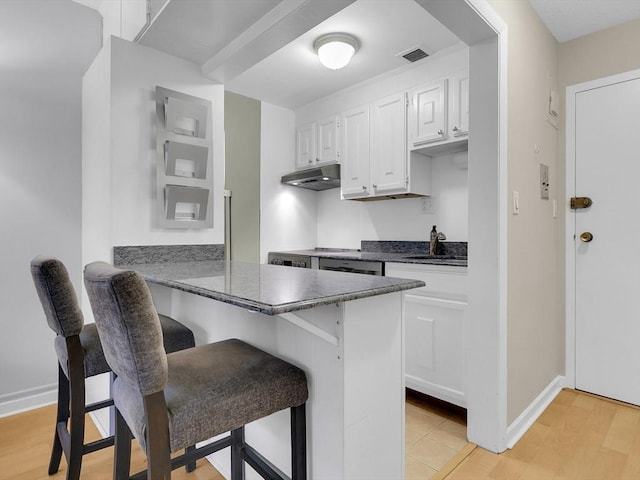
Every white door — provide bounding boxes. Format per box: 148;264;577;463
409;79;447;146
340;104;370;198
371;92;407;194
317;115;339;165
295;122;316;169
570;71;640;406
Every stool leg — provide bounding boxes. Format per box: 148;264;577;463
185;445;196;472
48;365;68;475
113;408;132;480
230;427;245;480
66;339;87;480
291;404;307;480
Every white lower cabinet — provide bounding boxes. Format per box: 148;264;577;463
386;263;467;407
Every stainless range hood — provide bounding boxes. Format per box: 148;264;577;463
281;164;340;191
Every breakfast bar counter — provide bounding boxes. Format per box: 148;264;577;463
117;259;424;315
117;259;424;480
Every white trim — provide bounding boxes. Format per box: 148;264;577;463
504;375;566;449
0;383;57;418
564;69;640;390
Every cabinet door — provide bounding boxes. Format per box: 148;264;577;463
340;105;370;198
409;79;448;146
451;73;469;137
404;293;466;407
317;115;340;165
296;122;316;169
370;92;407;194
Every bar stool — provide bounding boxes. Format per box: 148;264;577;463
83;261;308;480
30;256;196;480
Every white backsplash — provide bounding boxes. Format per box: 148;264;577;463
317;152;468;249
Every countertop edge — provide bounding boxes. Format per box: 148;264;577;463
134;265;425;315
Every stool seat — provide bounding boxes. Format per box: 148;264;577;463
114;338;308;452
54;315;195;378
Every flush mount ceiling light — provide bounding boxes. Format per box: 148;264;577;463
314;33;360;70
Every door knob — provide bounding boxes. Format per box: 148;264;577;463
580;232;593;242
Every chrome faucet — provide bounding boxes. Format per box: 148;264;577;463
429;225;446;255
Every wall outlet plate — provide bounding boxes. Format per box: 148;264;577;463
540;163;549;200
420;197;434;214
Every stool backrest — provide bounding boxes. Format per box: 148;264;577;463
31;255;84;338
84;262;168;396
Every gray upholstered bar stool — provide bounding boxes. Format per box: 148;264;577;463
30;255;196;480
84;261;308;480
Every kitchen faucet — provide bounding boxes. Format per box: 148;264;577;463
429;225;446;255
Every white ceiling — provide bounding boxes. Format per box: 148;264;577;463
75;0;640;109
528;0;640;43
225;0;460;108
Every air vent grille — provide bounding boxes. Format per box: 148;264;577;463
402;48;429;63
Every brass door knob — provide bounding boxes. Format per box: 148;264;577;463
580;232;593;242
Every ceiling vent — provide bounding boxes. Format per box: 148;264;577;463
401;48;429;63
397;44;432;63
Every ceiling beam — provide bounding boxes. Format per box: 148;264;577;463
200;0;356;84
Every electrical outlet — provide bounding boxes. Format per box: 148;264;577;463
420;197;434;215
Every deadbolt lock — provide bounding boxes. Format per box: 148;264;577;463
580;232;593;243
570;197;593;209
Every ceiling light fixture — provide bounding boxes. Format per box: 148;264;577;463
314;33;360;70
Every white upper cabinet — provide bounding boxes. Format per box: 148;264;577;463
340;104;370;198
295;116;340;169
295;122;317;169
450;72;469;137
317;115;340;165
409;79;448;147
408;70;469;155
341;93;430;201
370;92;407;195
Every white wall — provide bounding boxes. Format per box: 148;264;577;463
487;0;564;426
83;36;225;272
0;1;102;414
317;152;468;248
260;103;317;262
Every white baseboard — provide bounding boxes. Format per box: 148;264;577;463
0;383;57;418
504;375;566;449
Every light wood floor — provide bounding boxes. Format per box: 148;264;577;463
0;404;223;480
444;389;640;480
1;389;636;479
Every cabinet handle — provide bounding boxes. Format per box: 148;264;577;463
453;126;459;132
372;184;377;189
362;185;367;190
316;158;320;162
308;159;312;164
437;129;444;135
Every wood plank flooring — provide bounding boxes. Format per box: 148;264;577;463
0;404;223;479
444;389;640;480
1;388;636;479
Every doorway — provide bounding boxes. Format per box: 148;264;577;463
566;69;640;406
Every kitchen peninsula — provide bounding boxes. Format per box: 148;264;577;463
115;255;424;480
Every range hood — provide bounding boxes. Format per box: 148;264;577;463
281;164;340;191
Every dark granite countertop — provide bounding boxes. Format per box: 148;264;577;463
120;260;425;315
271;248;468;268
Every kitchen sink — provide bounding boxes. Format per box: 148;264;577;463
402;255;466;260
